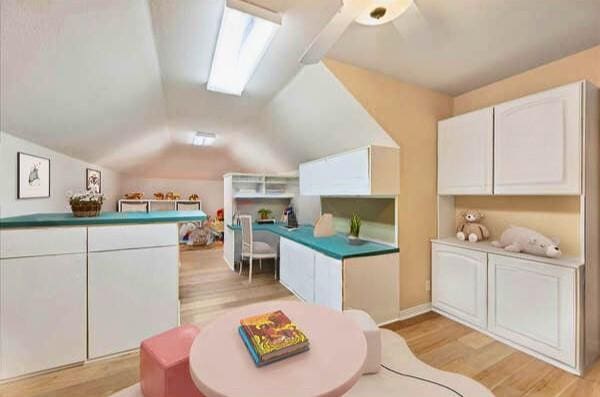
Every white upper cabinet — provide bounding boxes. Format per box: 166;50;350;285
299;145;400;196
494;82;582;195
438;108;494;195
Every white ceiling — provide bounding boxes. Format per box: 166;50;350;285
1;0;599;180
328;0;600;95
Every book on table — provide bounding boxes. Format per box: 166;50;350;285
238;310;309;366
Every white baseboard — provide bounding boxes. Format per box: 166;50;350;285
378;302;432;326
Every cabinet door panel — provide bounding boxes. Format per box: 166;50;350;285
438;108;494;195
488;254;576;366
314;252;342;311
0;254;86;379
432;244;487;328
494;82;582;194
88;246;179;358
327;148;370;195
292;241;315;302
279;238;292;289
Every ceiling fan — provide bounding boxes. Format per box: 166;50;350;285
300;0;428;64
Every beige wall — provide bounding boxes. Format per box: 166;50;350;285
453;45;600;257
324;59;453;310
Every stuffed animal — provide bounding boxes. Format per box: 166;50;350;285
124;192;144;199
154;192;165;200
188;193;200;201
492;226;561;258
179;222;213;246
456;209;490;242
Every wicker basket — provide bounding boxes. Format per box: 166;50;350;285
71;202;102;217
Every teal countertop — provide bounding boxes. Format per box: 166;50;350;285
227;223;398;260
0;211;207;229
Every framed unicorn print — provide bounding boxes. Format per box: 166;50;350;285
17;152;50;199
86;168;101;193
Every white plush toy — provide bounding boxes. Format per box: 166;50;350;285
492;226;562;258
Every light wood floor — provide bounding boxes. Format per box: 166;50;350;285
384;312;600;397
2;247;599;396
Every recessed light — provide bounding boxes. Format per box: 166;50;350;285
192;132;216;146
355;0;412;26
207;0;281;96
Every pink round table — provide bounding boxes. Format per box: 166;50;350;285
189;301;367;397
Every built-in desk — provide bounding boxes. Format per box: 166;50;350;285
226;223;400;324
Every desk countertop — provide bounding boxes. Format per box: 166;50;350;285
227;223;398;260
0;211;207;229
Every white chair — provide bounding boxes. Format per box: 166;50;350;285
239;215;277;283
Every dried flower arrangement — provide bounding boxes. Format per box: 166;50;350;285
69;190;104;217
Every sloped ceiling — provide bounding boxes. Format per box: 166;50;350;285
329;0;600;95
2;0;599;180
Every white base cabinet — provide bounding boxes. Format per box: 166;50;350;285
432;241;581;372
280;237;399;323
488;254;577;367
0;254;87;379
0;227;88;380
432;244;487;328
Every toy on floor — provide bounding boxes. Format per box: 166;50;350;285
456;209;490;242
179;221;214;246
492;226;561;258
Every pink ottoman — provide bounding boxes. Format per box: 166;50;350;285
140;325;205;397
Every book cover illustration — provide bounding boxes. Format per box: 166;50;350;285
240;310;309;359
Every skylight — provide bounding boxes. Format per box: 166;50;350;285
207;0;281;96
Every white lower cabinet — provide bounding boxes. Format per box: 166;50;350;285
88;246;179;359
432;244;487;328
280;238;342;310
432;242;580;371
0;254;87;379
488;254;577;367
314;252;342;311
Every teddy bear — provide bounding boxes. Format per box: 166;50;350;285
456;209;490;242
492;226;561;258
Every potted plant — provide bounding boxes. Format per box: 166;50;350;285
258;208;272;220
348;213;363;245
69;190;104;217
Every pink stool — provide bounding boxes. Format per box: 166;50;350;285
140;325;205;397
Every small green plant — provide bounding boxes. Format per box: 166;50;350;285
349;213;361;238
258;208;272;220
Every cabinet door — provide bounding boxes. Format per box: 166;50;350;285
292;241;316;302
314;252;342;311
327;148;370;195
299;161;324;196
88;246;179;358
438;108;493;195
488;254;577;367
432;244;487;328
279;238;293;289
494;82;582;195
0;254;86;379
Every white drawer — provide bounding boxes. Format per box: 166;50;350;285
0;227;87;259
88;223;178;252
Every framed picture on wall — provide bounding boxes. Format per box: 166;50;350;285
17;152;51;199
86;168;101;193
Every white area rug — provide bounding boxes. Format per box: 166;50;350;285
112;329;492;397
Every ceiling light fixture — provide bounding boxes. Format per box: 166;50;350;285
207;0;281;96
192;132;217;146
355;0;412;26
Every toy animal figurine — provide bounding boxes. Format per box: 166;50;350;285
124;192;144;200
154;192;165;200
456;209;490;242
179;222;213;246
492;226;561;258
188;193;200;201
165;191;178;200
